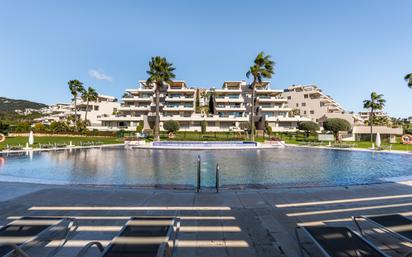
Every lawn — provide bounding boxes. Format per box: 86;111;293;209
155;131;265;142
0;136;123;149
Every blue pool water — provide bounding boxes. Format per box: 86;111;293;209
0;146;412;188
152;141;258;147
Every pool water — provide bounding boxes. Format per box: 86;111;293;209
1;146;412;188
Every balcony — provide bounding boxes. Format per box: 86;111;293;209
167;87;195;93
122;96;153;102
118;106;150;111
215;105;246;112
165;96;195;102
215;96;243;103
256;96;287;103
260;106;292;112
163;105;194;111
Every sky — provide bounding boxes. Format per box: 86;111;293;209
0;0;411;117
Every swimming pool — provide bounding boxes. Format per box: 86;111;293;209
0;146;412;188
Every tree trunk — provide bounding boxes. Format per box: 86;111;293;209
74;97;77;131
250;79;256;142
85;99;89;124
370;107;374;144
154;86;160;141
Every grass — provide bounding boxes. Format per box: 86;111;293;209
156;131;265;142
282;135;412;152
0;136;123;149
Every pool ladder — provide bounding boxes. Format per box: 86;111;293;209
196;155;220;193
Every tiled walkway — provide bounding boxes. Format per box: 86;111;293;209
1;181;412;256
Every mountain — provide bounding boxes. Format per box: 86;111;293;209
0;97;48;113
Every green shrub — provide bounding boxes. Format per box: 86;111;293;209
323;118;351;140
163;120;180;133
136;121;144;133
0;121;10;135
33;123;46;132
266;125;272;135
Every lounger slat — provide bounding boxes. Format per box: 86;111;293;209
304;226;386;257
369;214;412;241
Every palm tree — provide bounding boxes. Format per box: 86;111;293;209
363;92;386;143
246;52;275;141
68;80;85;126
146;56;176;141
81;86;99;124
405;73;412;89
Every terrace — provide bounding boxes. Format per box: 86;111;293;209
2;181;412;257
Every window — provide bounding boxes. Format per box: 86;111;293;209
304;94;308;98
303;111;307;115
302;103;306;107
320;102;324;107
310;110;314;114
287;96;291;100
296;103;299;107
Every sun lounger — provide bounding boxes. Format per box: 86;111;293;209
76;216;180;257
0;216;77;257
295;225;390;257
354;214;412;245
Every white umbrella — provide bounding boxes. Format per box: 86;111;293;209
375;132;381;149
28;131;34;145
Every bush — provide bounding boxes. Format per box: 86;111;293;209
298;121;320;138
136;121;144;133
0;121;10;135
33;123;46;132
239;122;250;131
163;120;180;133
13;122;31;132
323;118;351;140
50;121;70;133
201;120;207;134
266;125;272;135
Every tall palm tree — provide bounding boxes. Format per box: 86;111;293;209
81;86;99;123
246;52;275;141
68;80;85;127
405;73;412;89
146;56;176;141
363;92;386;143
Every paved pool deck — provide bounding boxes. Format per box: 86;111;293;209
2;181;412;257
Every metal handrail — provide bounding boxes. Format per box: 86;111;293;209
215;164;220;193
196;155;201;192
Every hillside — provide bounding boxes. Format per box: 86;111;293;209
0;97;48;113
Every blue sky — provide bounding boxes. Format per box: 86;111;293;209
0;1;411;117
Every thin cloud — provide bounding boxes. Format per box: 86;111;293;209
88;69;113;81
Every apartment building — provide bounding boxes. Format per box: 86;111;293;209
35;103;74;125
76;95;120;128
35;95;119;128
358;111;389;123
281;84;362;127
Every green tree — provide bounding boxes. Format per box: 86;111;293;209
208;92;215;115
163;120;180;133
298;121;320;138
68;79;85;128
323;118;351;141
50;121;70;133
363;92;386;143
146;56;176;141
33;123;46;132
195;89;201;113
246;52;275;141
0;121;10;135
81;86;99;123
136;121;144;133
405;73;412;89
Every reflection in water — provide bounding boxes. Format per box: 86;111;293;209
0;146;412;187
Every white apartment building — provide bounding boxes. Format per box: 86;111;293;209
35;95;119;129
281;85;361;126
76;95;120;129
358;111;389;123
35;103;74;125
98;80;308;132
